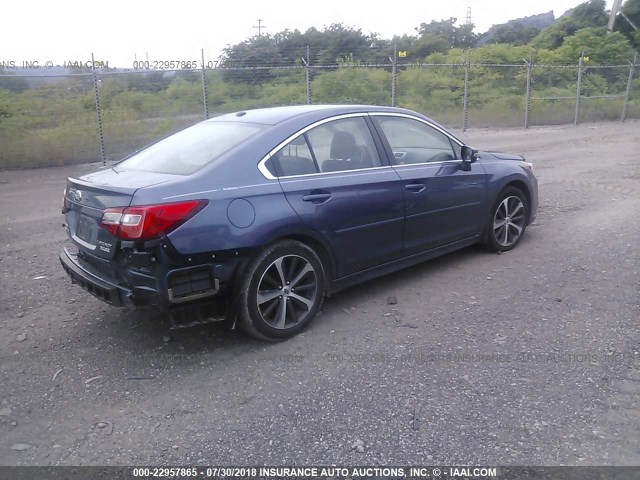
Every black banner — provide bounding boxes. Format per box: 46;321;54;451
0;466;638;480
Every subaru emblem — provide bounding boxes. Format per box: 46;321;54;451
72;189;82;202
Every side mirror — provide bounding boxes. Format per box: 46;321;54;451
461;145;479;163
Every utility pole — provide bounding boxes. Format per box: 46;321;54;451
575;52;584;125
465;6;472;25
389;45;398;107
608;0;623;31
91;53;106;166
253;18;267;36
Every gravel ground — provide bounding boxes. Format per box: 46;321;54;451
0;121;638;466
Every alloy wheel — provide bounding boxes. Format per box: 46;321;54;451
493;195;526;247
256;254;318;329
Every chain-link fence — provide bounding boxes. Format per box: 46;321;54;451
0;50;638;169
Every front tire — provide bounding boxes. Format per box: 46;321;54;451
486;186;529;252
238;240;325;340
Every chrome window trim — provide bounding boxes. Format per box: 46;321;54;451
391;160;463;171
257;113;375;180
256;111;468;180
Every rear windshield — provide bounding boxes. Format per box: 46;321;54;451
114;121;265;175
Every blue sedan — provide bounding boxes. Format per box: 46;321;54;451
60;105;538;340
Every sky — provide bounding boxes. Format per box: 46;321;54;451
1;0;617;68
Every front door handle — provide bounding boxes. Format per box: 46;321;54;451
405;183;426;193
302;193;332;204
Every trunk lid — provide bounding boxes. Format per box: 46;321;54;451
64;168;179;259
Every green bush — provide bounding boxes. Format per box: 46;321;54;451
311;68;391;104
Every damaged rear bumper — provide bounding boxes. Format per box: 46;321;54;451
59;247;157;307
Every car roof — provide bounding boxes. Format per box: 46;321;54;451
207;104;423;126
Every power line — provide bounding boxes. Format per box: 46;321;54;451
253;18;267;36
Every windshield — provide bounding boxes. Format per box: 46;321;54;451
115;121;265;175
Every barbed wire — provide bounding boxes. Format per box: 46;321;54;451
1;62;637;78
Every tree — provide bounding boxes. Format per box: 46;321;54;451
533;0;608;48
220;24;380;69
454;23;479;48
416;18;478;49
417;18;458;40
414;35;450;58
557;27;633;63
571;0;609;25
220;35;285;84
222;35;285;67
316;24;375;64
487;22;541;45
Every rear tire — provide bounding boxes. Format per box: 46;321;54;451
238;240;325;341
486;186;529;252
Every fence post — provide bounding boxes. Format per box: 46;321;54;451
524;55;532;129
91;52;106;165
575;53;584;125
390;44;398;107
621;51;637;122
302;45;311;105
462;50;470;132
201;48;209;119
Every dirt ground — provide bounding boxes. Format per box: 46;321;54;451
0;121;638;467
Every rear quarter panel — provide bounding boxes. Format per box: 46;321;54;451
123;112;371;257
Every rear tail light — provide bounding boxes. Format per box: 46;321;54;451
100;200;208;241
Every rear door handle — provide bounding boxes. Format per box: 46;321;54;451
302;193;332;204
405;183;426;193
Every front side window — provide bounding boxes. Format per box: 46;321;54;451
375;116;456;165
116;121;265;175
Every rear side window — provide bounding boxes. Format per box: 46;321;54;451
269;135;319;177
265;116;382;178
115;121;265;175
307;117;382;173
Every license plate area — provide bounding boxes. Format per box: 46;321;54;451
76;215;94;243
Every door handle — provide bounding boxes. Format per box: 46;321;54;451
405;183;426;193
302;193;332;203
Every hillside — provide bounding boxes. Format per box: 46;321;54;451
480;12;557;45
